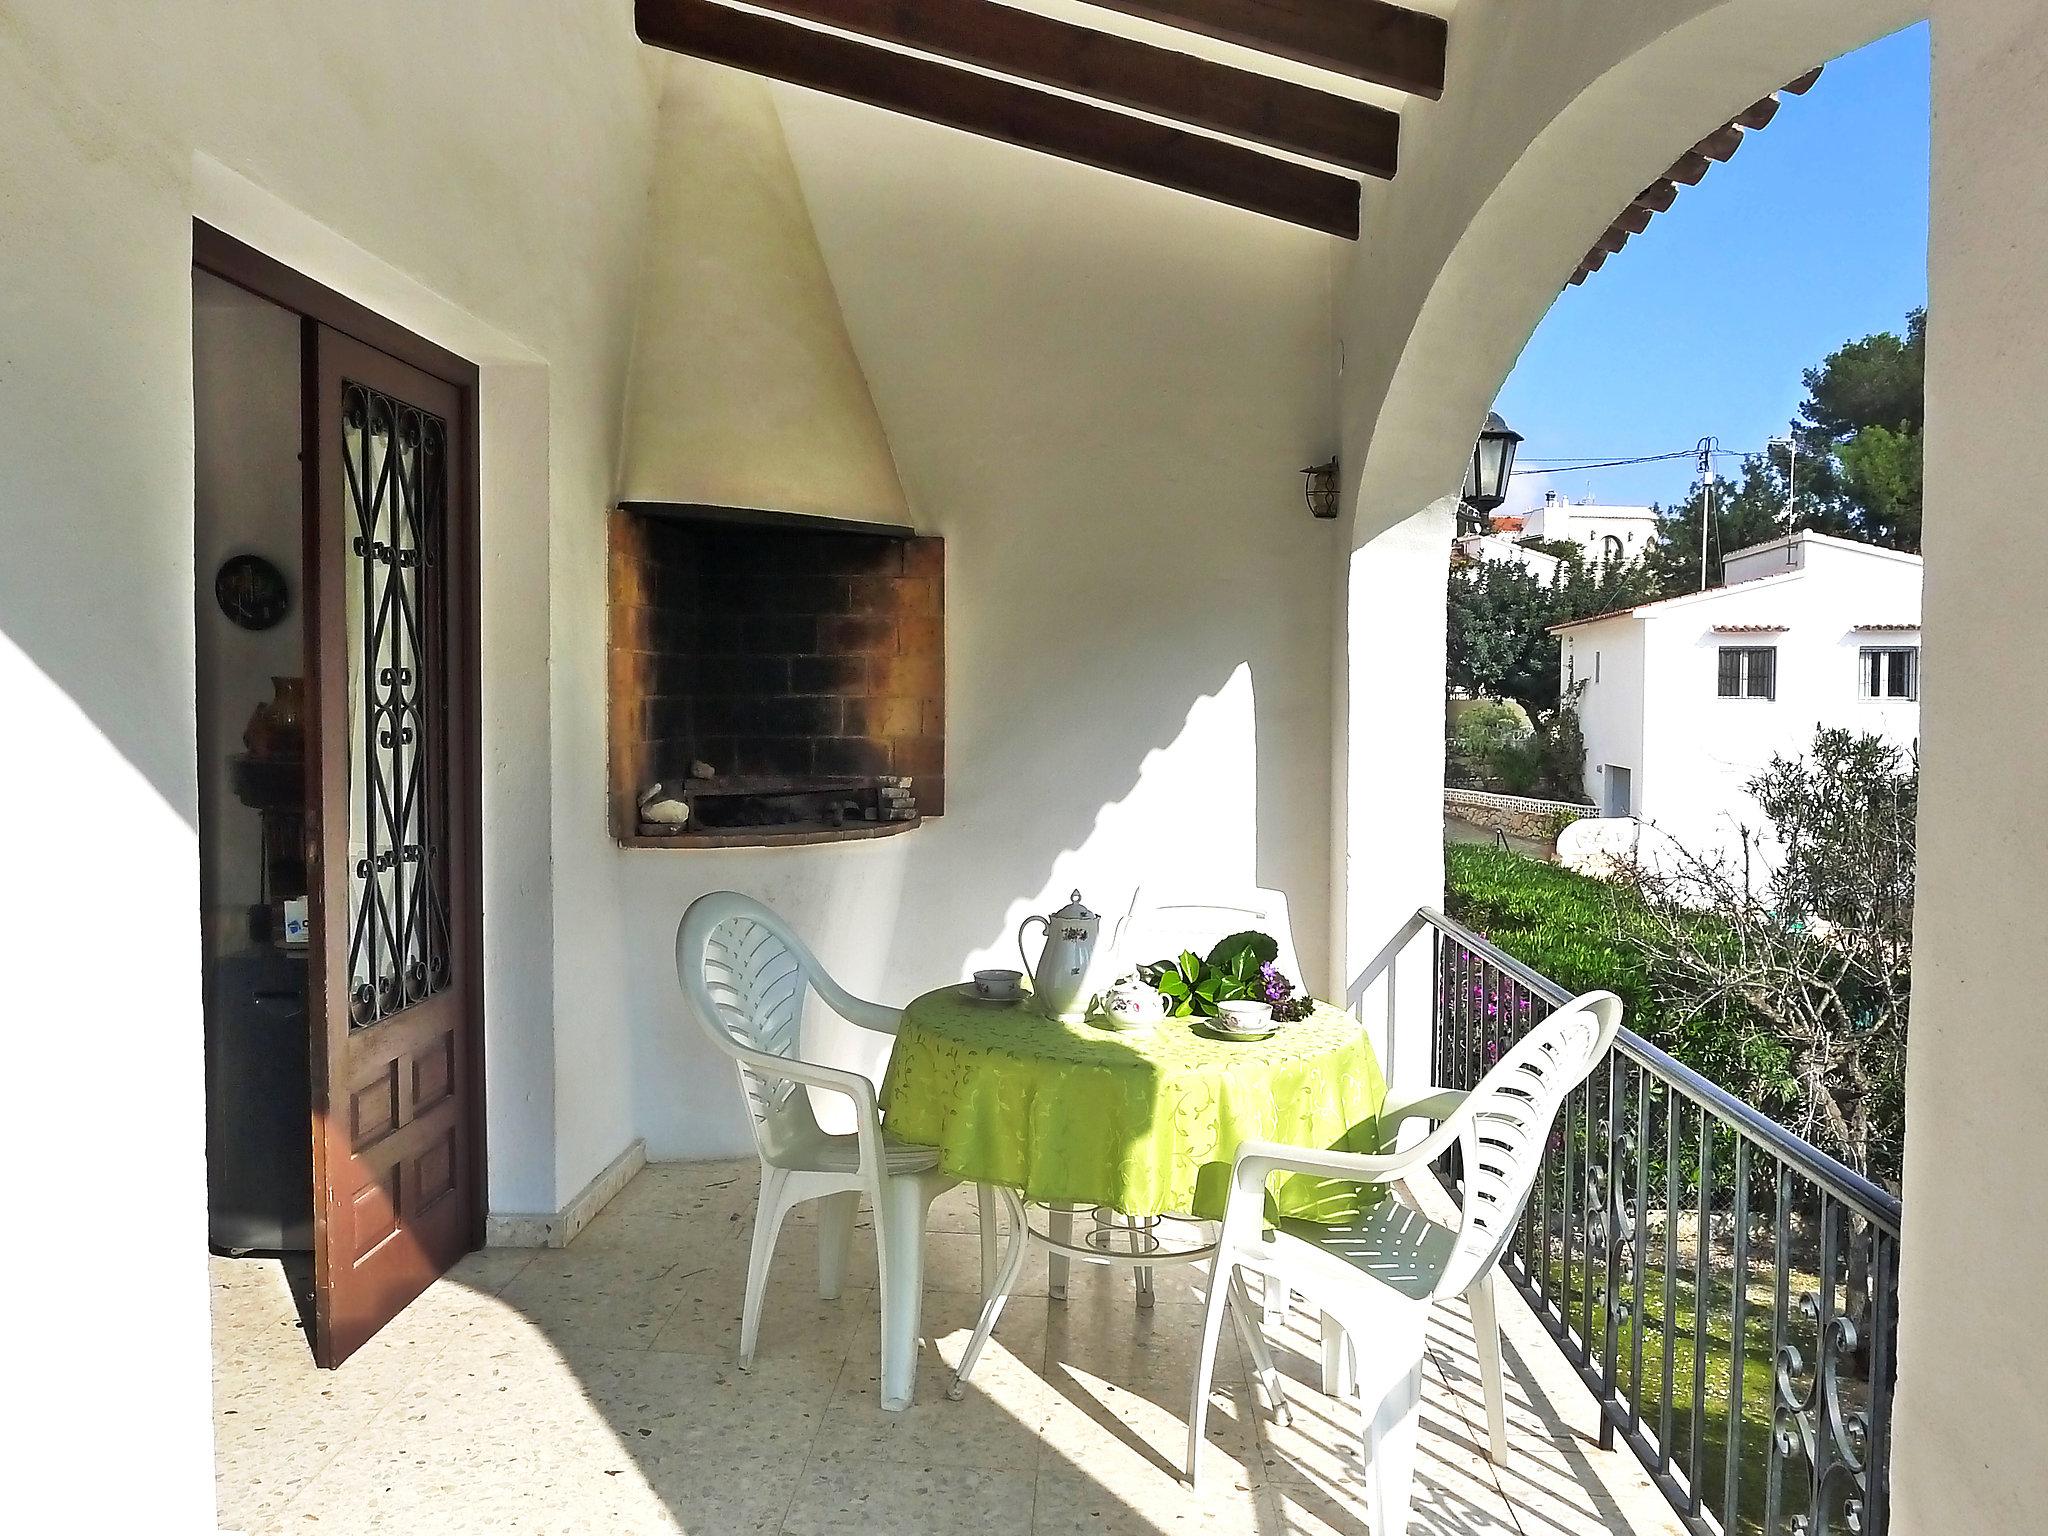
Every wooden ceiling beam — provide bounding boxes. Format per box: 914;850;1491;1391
1082;0;1447;99
731;0;1399;177
636;0;1361;237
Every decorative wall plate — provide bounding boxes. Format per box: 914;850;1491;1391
215;552;290;631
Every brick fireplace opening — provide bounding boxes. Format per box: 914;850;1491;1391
607;504;945;847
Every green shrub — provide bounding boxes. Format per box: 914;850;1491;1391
1442;842;1770;1098
1444;842;1664;1033
1448;698;1532;788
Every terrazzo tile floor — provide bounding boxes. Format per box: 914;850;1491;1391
211;1160;1680;1535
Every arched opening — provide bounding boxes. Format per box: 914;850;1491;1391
1333;0;1924;999
1332;10;1929;1535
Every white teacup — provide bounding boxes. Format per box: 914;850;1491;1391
1216;1000;1275;1033
973;968;1025;1001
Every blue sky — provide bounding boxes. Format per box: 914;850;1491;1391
1493;22;1929;515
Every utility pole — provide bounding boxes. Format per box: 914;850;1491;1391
1696;436;1718;589
1768;435;1798;529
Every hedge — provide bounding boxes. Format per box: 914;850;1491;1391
1442;841;1668;1038
1443;842;1780;1105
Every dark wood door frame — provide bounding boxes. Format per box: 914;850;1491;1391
192;222;490;1310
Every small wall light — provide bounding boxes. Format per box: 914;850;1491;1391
1302;458;1340;520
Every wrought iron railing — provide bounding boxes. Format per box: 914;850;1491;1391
1417;908;1901;1536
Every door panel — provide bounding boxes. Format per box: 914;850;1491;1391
306;323;478;1366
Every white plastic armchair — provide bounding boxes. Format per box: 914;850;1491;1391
675;891;960;1410
1113;884;1303;980
1186;990;1624;1534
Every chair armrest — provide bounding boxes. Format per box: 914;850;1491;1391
805;968;904;1037
834;997;905;1037
747;1050;880;1112
1379;1087;1468;1128
734;1044;892;1173
1227;1093;1476;1202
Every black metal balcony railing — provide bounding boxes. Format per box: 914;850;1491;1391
1419;909;1901;1536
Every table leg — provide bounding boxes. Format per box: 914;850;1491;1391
1047;1204;1072;1302
977;1184;998;1299
951;1186;1030;1399
1227;1270;1292;1427
1264;1274;1288;1330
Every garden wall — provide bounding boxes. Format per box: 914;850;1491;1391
1445;787;1590;843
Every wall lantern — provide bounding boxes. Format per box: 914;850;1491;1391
1461;412;1522;518
1302;458;1340;520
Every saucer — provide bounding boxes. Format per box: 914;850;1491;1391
1194;1019;1279;1042
956;982;1025;1005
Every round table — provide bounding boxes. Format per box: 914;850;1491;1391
879;988;1389;1223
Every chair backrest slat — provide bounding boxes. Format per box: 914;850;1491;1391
1115;886;1304;982
1438;991;1623;1297
678;893;842;1152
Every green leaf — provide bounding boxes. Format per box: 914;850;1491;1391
1205;931;1278;973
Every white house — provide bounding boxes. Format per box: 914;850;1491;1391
1453;528;1566;581
1553;531;1922;850
1519;491;1660;565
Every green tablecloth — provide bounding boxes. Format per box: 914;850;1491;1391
879;989;1388;1222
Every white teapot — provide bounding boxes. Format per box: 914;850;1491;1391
1017;890;1114;1023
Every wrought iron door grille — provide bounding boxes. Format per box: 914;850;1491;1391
341;382;452;1029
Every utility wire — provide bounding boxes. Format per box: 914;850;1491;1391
1512;444;1778;475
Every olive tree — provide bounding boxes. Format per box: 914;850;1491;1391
1616;729;1915;1183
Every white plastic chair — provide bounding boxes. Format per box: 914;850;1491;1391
1113;884;1303;981
675;891;967;1410
1186;990;1624;1536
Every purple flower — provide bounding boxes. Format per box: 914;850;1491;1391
1259;962;1295;1004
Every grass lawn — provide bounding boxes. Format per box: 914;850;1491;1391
1519;1233;1845;1535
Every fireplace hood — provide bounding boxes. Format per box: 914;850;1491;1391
616;55;908;526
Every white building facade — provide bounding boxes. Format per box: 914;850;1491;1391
1554;531;1922;850
1452;529;1566;581
1517;491;1660;565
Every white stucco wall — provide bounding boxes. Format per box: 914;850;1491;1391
617;58;908;523
1564;619;1650;815
0;6;658;1527
616;77;1342;1155
1893;1;2048;1527
1565;547;1922;855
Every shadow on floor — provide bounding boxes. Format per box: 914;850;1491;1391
209;1161;1674;1536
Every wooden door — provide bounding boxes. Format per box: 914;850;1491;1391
305;324;479;1366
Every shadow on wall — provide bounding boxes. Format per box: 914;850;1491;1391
626;648;1325;1154
625;87;1342;1162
